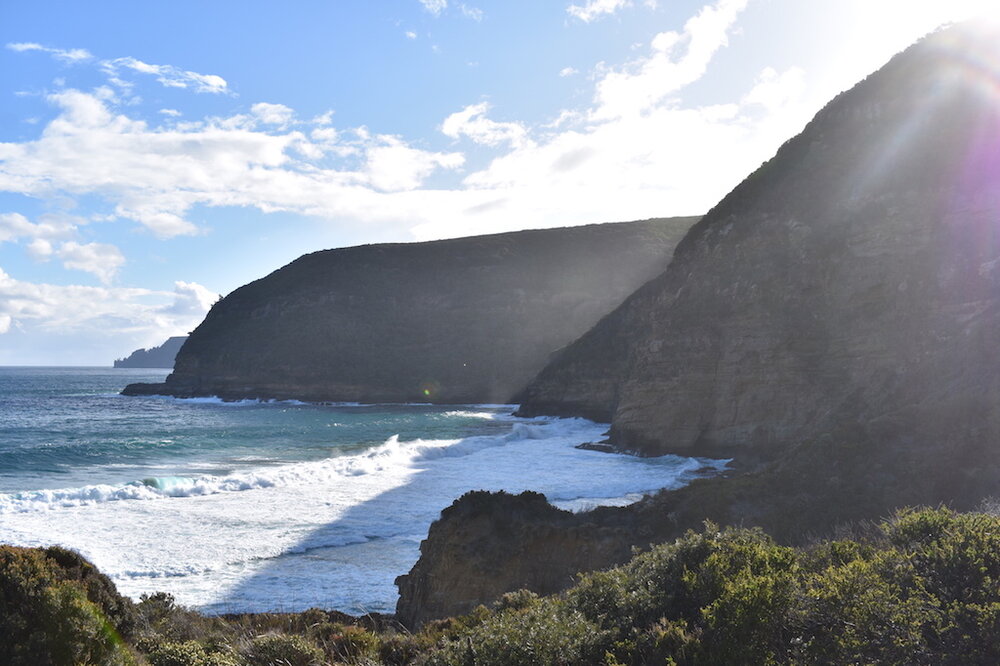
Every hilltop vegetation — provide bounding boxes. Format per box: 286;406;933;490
6;506;1000;665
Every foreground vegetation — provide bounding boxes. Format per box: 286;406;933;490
5;506;1000;665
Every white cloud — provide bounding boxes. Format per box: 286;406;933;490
419;0;447;15
56;241;125;284
0;213;36;242
0;0;787;249
408;0;799;240
26;238;53;260
365;136;464;191
459;4;484;21
312;110;335;125
567;0;631;22
6;42;92;63
158;280;218;316
593;0;748;119
0;267;217;363
742;66;806;110
251;102;294;127
101;57;229;94
441;103;529;148
0;90;469;237
159;108;182;117
406;31;418;40
559;67;579;77
0;212;79;243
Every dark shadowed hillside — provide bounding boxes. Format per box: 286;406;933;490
400;22;1000;624
519;22;1000;461
123;219;696;403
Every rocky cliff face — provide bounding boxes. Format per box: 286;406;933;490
399;23;1000;626
114;336;187;369
123;219;695;403
395;491;640;628
518;23;1000;461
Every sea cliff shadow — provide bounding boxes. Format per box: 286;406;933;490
206;410;528;616
204;407;703;618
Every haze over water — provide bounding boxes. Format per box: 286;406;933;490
0;367;726;614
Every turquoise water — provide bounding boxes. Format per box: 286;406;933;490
0;367;725;614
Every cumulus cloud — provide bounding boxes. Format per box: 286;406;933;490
441;103;529;148
0;89;469;237
0;267;218;363
593;0;748;119
26;238;53;260
0;212;79;243
407;0;806;240
559;67;579;77
251;102;295;127
567;0;631;22
56;241;125;284
743;66;807;111
0;0;804;252
158;280;219;316
365;136;465;191
0;213;36;242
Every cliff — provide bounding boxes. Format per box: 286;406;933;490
113;336;187;368
399;22;1000;625
518;22;1000;460
123;219;696;403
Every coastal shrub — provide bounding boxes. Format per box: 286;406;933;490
243;633;324;666
307;621;380;662
12;507;1000;665
145;640;210;666
423;598;609;666
492;588;540;613
377;631;432;666
564;524;800;664
43;545;139;638
135;591;225;646
0;545;134;666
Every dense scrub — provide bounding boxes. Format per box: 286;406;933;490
6;507;1000;664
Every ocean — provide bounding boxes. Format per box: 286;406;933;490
0;367;726;615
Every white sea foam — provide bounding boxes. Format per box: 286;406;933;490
1;411;727;615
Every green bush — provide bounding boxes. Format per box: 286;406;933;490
0;545;134;666
307;621;380;662
243;633;323;666
424;598;609;666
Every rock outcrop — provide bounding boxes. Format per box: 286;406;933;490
399;22;1000;626
395;491;640;628
113;336;187;369
123;219;696;403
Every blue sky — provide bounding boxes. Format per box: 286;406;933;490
0;0;993;364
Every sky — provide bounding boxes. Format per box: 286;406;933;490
0;0;995;365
